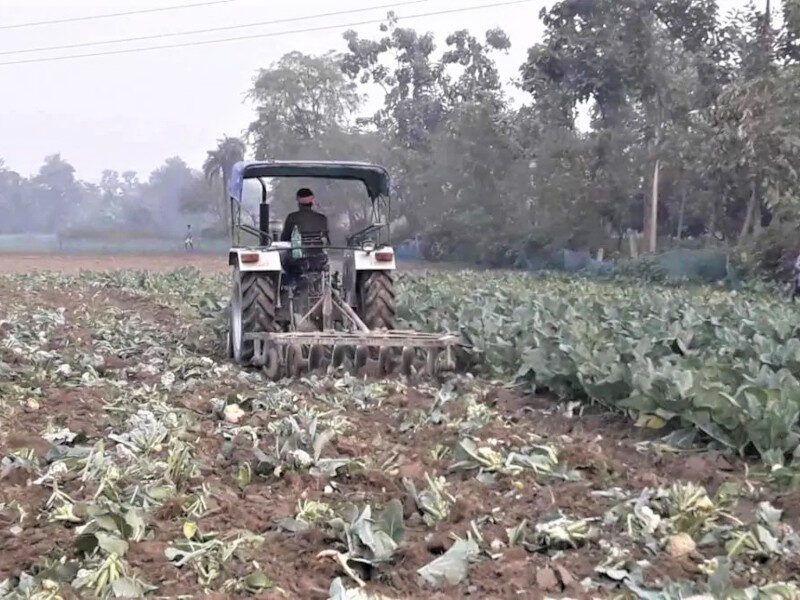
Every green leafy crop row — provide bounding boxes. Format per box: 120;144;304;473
397;272;800;465
83;268;800;465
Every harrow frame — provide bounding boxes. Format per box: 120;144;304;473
245;273;460;378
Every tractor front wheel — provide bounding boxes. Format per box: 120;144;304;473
230;268;278;364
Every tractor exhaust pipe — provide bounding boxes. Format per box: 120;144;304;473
258;179;270;246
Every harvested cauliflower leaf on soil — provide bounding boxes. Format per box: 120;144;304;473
0;268;799;598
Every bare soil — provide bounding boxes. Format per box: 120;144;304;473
0;252;226;274
0;260;797;599
0;252;478;275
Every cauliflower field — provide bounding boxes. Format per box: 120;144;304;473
1;262;799;599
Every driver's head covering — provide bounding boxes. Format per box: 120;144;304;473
296;188;315;206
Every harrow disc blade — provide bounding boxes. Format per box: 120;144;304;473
262;345;282;380
332;345;354;369
439;346;456;375
425;348;441;377
355;345;369;371
401;346;415;377
285;346;302;379
378;347;397;376
308;345;325;372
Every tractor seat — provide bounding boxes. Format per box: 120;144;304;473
291;255;329;274
285;231;329;277
298;232;328;255
284;255;328;292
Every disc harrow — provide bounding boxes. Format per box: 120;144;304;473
232;264;464;380
248;329;461;379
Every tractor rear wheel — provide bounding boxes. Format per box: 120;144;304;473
358;271;397;330
230;268;278;364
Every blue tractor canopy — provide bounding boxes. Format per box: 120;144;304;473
227;160;392;248
228;160;391;203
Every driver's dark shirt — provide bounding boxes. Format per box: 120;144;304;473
280;205;329;254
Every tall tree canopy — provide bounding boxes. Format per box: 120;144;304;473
3;0;800;274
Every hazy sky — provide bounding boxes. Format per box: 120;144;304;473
0;0;748;181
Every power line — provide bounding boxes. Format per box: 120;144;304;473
0;0;239;31
0;0;534;67
0;0;433;56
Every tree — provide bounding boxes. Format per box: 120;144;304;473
179;173;224;230
520;0;736;252
34;154;76;192
145;157;196;234
3;3;797;272
709;67;800;240
696;2;800;244
30;154;81;232
342;18;446;151
0;159;27;234
783;0;800;59
342;21;514;239
441;28;511;106
248;52;361;159
203;135;246;228
247;52;383;238
401;27;521;261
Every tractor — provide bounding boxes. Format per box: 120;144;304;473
226;160;459;379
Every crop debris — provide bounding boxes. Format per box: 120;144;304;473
0;269;798;598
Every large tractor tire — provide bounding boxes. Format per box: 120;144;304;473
358;271;397;330
230;268;278;364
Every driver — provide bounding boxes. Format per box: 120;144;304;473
281;188;330;276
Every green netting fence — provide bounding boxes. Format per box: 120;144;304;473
513;247;736;284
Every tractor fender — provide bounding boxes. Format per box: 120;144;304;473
352;248;396;271
228;248;283;272
342;249;395;306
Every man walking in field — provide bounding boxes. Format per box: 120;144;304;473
184;224;194;251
